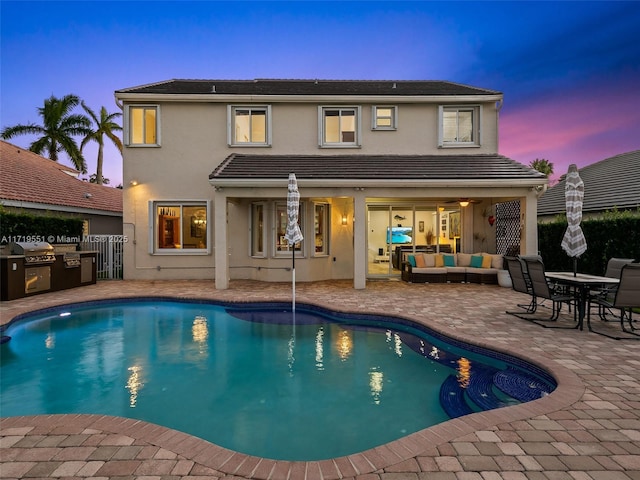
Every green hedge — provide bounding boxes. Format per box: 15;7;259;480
0;210;84;245
538;213;640;275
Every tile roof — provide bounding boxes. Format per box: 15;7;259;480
210;153;546;185
537;150;640;215
0;140;122;214
117;79;501;96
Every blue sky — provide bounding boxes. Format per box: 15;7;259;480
2;1;639;187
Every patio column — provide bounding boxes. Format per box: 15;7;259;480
521;191;539;255
214;189;229;289
353;192;366;289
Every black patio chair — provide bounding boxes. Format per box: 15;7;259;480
505;256;537;315
522;258;576;325
590;258;635;322
587;263;640;340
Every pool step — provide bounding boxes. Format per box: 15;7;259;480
465;365;511;411
439;374;474;418
493;367;552;402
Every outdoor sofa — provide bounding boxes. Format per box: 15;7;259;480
401;252;505;284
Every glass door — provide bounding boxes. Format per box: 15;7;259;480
367;205;414;277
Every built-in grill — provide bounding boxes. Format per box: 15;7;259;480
63;252;81;268
9;242;56;264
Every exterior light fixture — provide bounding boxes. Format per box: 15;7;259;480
341;214;348;225
129;179;139;186
459;200;470;207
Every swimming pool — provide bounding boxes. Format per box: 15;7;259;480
0;298;556;461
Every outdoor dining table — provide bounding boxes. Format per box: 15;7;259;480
545;272;619;331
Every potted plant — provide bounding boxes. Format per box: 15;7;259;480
426;229;434;245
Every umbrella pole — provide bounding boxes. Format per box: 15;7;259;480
292;246;296;312
573;257;577;277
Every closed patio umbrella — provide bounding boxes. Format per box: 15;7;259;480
284;173;304;311
561;164;587;276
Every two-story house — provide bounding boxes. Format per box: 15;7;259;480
114;79;546;289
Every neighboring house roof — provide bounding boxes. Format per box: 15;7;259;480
210;154;546;187
537;150;640;216
0;140;122;214
116;78;501;97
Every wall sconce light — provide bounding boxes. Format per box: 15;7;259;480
129;179;139;187
438;206;445;212
459;200;470;207
341;214;348;225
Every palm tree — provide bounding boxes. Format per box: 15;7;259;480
529;158;554;177
81;102;123;185
1;94;91;172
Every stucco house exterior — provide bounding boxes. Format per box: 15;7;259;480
114;79;547;289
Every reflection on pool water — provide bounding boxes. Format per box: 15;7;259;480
0;299;556;461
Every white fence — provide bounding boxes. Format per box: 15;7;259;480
80;235;124;279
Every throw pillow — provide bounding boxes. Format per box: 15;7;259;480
443;254;456;267
491;254;503;269
434;254;444;267
457;253;472;267
415;254;426;268
408;255;417;267
482;255;493;269
424;254;436;267
470;255;484;268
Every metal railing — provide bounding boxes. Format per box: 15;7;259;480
80;235;124;279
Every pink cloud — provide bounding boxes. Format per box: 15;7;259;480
499;76;640;178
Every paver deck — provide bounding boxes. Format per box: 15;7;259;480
1;279;639;480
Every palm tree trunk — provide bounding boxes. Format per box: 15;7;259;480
96;141;104;185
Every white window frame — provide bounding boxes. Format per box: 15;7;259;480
227;105;272;146
125;105;161;147
313;202;330;256
318;106;361;147
274;201;305;257
149;200;211;254
438;105;481;147
371;106;397;130
249;202;267;258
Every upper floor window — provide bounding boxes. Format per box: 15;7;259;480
127;105;160;146
152;201;209;253
372;106;397;130
438;105;480;147
319;106;360;147
228;105;271;146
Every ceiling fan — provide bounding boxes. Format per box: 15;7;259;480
444;198;481;207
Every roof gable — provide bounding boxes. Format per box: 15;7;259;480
537;150;640;215
0;140;122;214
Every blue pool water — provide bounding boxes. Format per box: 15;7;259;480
0;299;556;461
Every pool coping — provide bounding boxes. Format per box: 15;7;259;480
0;293;585;480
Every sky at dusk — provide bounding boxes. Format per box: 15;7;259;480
1;1;639;187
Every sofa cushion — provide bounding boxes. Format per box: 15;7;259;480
482;253;505;269
443;254;456;267
470;255;484;268
412;267;447;274
457;253;472;267
434;254;444;267
423;253;435;267
407;255;417;267
481;255;493;269
414;254;426;268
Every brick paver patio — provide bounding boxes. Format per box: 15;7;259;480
1;279;639;480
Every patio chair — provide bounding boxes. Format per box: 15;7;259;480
590;257;635;322
505;256;537;315
587;263;640;340
522;258;576;325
